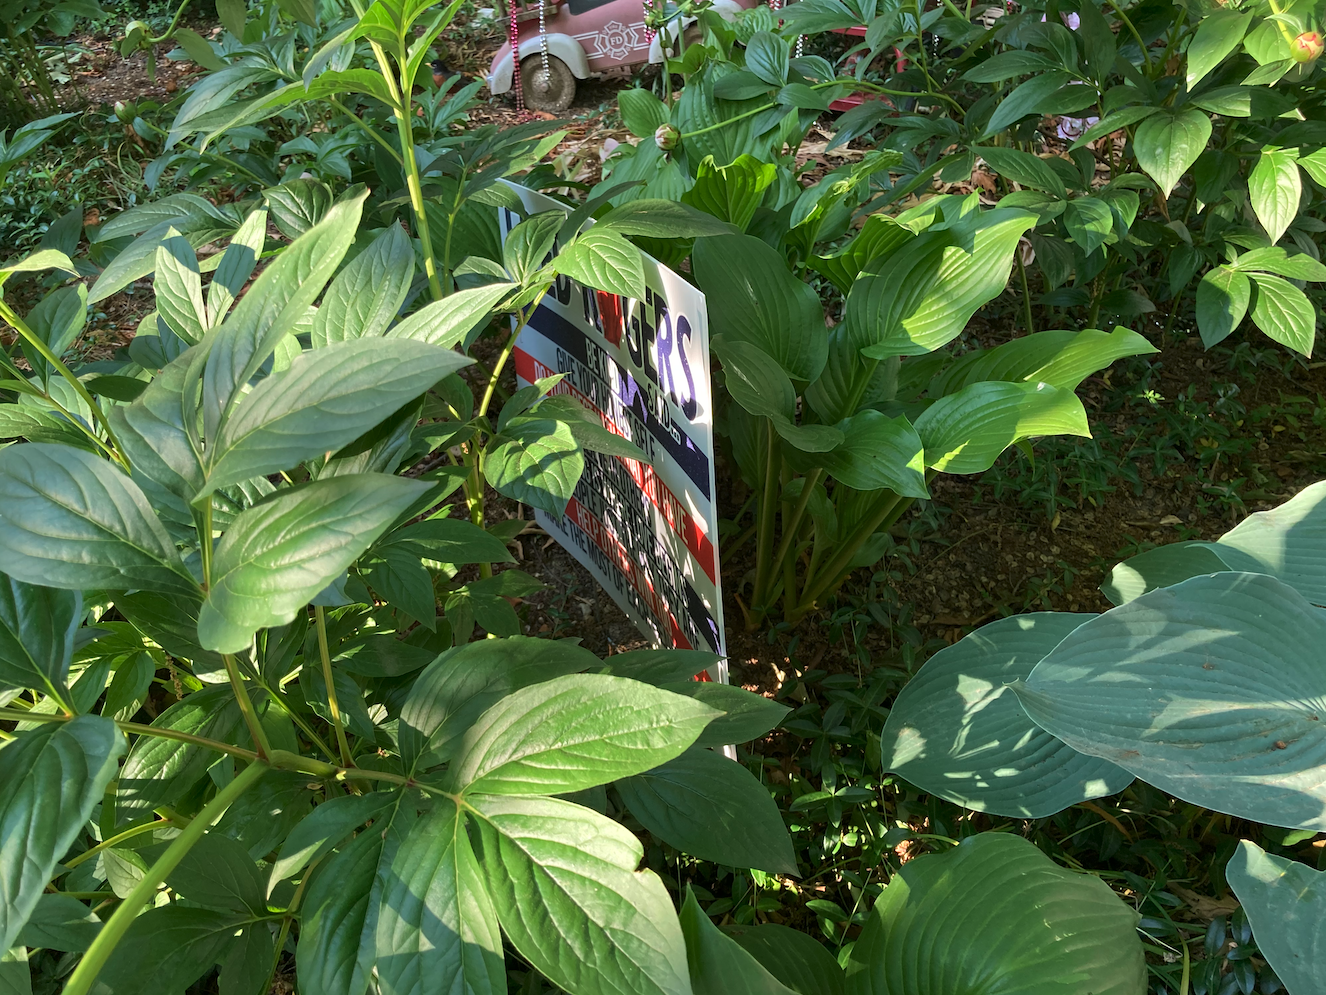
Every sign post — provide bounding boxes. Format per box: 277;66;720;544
497;184;727;679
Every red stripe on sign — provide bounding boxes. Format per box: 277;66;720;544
563;496;692;650
513;346;717;584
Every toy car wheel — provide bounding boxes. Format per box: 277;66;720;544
521;55;575;112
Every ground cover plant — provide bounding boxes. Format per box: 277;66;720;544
4;0;1326;990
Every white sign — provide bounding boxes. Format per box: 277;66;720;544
497;183;727;676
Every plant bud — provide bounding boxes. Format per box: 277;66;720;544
113;100;137;122
1291;31;1323;63
655;123;679;151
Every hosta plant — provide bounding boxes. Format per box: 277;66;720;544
883;478;1326;992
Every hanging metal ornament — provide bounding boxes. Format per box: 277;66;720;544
536;0;551;96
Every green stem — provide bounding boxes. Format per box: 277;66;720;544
1105;0;1152;73
792;491;906;622
63;761;269;995
328;98;404;164
0;300;128;469
65;818;176;870
1017;253;1035;335
748;419;782;628
146;0;195;43
223;654;273;760
768;467;822;606
315;606;353;767
0;706;261;759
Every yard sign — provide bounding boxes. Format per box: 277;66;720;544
497;183;727;676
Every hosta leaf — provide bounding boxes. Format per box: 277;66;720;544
1133;108;1212;198
204;339;471;496
554;229;646;300
202;188;367;445
470;793;691;995
1195;266;1251;348
198;474;430;653
1017;572;1326;831
680;888;798;995
846;833;1144;995
310;224;413;347
1226;840;1326;994
1213;480;1326;605
681;154;777;233
618;87;669;139
713;337;842;453
881;613;1132;818
595;199;735;238
617;745;797;874
375;799;505;995
721;924;845;995
1100;541;1231;605
399;635;599;772
694;234;827;382
914;381;1090;474
0;574;79;703
1250;272;1315;356
0;443;198;596
117;685;244;819
447;673;719;795
930;326;1157;395
815;410;927;497
0;716;124;951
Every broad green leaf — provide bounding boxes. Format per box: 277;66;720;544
447;673;719;795
1062;196;1114;255
400;636;599;771
1226;840;1325;994
721;924;845;995
470;793;691;995
109;348;207;500
983;70;1075;137
1249;148;1301;245
172;26;225;69
484;417;582;516
807;214;912;293
166;831;266;914
93;905;254;994
680;888;798;995
1133;108;1212;198
264;178;333;239
0;716;124;951
930;326;1157;395
977;147;1066;198
596;200;735;238
1187;9;1254;87
914;381;1090;474
208;208;268;322
203;188;367;445
1068;105;1160;150
505;214;564;285
311;224;413;347
1196;266;1251;348
681;154;778;233
746;31;789;86
15;894;101;952
961;50;1060;81
0;443;198;596
846;833;1144;995
375;799;505;995
554;229;647;300
387;517;515;566
619;87;669;139
198;474;430;653
814;410;927;497
272;791;395;883
1250;272;1315;355
658;681;789;747
597;649;723;685
386;283;514;348
117;685;243;818
203;339;471;496
1230;246;1326;281
694;234;827;381
1017;572;1326;831
1101;541;1231;605
0;248;76;287
1298;147;1326;186
714;337;842;452
296;824;385;995
1211;479;1326;605
166;64;278;146
115;590;223;676
881;613;1132;818
155;233;207;344
0;574;79;704
22;284;87;387
856;209;1037;359
617;746;797;874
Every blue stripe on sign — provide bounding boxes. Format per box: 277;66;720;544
527;303;712;500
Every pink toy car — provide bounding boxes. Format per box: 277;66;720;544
487;0;755;111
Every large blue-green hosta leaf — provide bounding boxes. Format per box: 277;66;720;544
845;832;1145;995
1226;840;1326;995
1017;572;1326;831
882;613;1133;818
0;716;125;951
